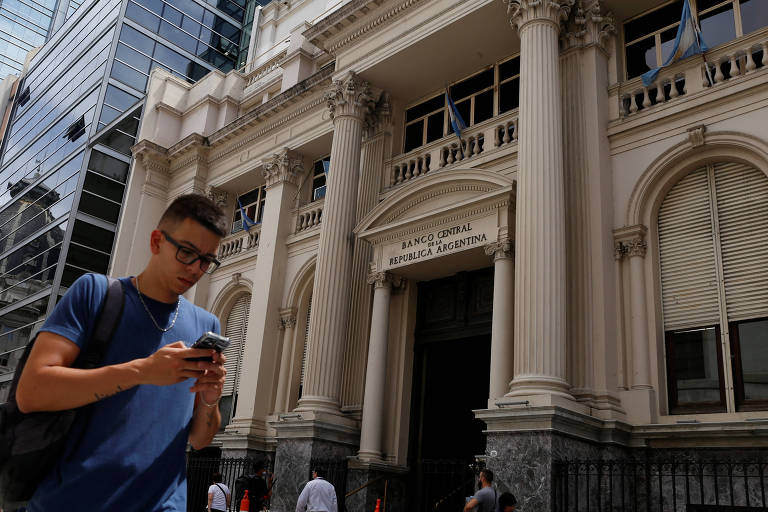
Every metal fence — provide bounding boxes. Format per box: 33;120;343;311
553;460;768;512
186;456;273;512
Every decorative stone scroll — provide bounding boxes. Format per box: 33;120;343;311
207;186;229;209
562;0;615;52
279;308;297;330
262;148;304;189
366;271;402;290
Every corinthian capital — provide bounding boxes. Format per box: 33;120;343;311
626;237;647;258
502;0;575;31
484;238;514;261
262;148;304;189
562;1;614;51
367;271;402;289
207;186;229;209
326;72;375;122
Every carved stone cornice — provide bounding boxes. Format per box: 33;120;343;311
367;271;402;290
484;238;514;261
502;0;575;32
326;72;374;123
132;140;170;175
207;186;230;209
262;148;305;189
561;0;615;52
279;307;298;330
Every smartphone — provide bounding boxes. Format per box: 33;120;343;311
187;332;230;362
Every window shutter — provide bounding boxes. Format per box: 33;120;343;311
222;294;250;396
658;168;721;330
300;295;311;391
714;162;768;322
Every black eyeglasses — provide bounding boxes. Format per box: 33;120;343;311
161;231;221;274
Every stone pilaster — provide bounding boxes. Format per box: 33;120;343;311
227;149;307;451
274;307;298;414
298;72;374;414
358;271;400;461
625;230;651;390
484;238;515;402
504;0;575;399
341;93;392;413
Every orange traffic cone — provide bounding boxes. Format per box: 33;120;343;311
374;498;381;512
240;489;250;511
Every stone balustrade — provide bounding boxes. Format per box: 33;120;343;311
296;200;324;232
703;32;767;87
611;28;768;120
387;109;519;188
218;226;261;260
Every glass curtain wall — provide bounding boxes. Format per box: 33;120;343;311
0;0;251;401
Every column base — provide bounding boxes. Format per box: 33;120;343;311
295;394;344;415
268;415;360;512
507;375;574;399
475;406;633;511
220;417;274;457
346;459;409;512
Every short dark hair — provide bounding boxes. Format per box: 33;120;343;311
158;193;227;237
499;492;517;508
481;468;494;483
253;459;265;473
212;472;223;483
312;466;324;478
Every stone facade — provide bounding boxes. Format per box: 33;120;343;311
111;0;768;510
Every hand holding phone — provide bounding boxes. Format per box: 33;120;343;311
186;332;230;362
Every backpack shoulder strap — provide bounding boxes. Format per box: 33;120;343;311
75;276;125;369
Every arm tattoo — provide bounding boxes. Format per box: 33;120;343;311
94;385;125;402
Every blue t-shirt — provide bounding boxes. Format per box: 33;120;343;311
28;274;220;512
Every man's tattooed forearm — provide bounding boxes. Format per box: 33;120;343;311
94;385;125;401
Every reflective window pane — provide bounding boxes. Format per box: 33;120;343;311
700;3;736;49
78;191;120;224
626;36;657;79
87;150;130;183
404;122;424;153
70;219;115;254
734;318;768;405
739;0;768;35
666;326;726;413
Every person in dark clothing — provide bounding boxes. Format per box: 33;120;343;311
235;460;270;511
498;492;517;512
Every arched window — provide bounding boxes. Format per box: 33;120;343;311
659;162;768;414
220;293;250;427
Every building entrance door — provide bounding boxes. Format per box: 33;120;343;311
408;268;493;511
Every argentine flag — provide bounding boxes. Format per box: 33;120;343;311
445;89;467;142
641;0;708;87
237;198;257;232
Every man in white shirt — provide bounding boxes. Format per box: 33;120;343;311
295;468;338;512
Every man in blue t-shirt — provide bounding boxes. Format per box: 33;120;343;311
15;194;229;511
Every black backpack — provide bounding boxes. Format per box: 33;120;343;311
0;276;125;506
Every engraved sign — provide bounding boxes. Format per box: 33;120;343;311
382;215;497;270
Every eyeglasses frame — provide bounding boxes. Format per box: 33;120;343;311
161;230;221;274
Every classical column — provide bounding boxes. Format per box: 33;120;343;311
504;0;575;397
229;149;305;441
484;238;515;400
273;308;298;414
298;72;374;413
341;94;393;412
358;271;398;461
626;235;651;389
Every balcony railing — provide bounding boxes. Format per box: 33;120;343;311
387;109;519;188
218;226;260;261
613;29;768;119
295;200;323;233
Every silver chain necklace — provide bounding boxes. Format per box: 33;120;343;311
135;275;180;333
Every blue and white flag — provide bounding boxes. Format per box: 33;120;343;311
445;89;467;143
642;0;708;87
238;198;257;232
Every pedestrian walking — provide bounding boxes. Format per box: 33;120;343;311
235;459;271;511
295;467;338;512
497;492;517;512
208;472;231;512
13;194;228;511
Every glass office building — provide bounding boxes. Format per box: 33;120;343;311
0;0;259;400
